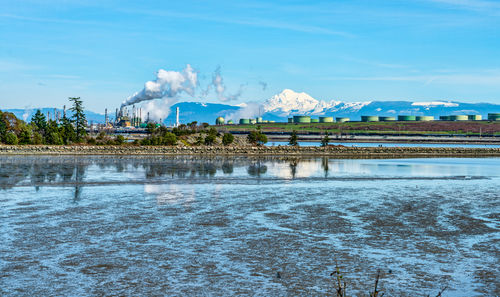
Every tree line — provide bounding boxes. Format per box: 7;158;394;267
0;97;87;145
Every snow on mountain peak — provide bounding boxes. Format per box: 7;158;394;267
264;89;319;113
411;101;458;107
263;89;371;115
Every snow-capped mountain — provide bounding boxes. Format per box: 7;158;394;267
259;89;499;121
263;89;370;115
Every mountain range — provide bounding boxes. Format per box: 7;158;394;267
3;89;499;124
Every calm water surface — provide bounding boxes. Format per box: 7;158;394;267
0;156;498;296
268;141;500;148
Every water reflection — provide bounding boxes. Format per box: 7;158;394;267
0;156;497;194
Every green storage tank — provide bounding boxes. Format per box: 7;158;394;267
468;115;482;121
250;119;257;124
416;116;434;121
361;116;379;122
239;118;250;124
336;117;350;123
450;115;468;121
398;115;416;121
215;116;225;125
256;117;263;123
319;116;334;123
293;116;311;123
288;118;293;123
440;116;450;121
227;120;234;125
311;118;319;123
488;113;500;121
379;116;396;121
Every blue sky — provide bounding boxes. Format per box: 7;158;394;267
1;0;500;112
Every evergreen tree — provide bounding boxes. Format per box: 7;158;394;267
0;111;6;141
60;116;76;144
69;97;86;141
288;130;298;146
321;131;330;147
31;109;47;136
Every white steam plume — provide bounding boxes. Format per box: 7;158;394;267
211;66;244;102
140;98;177;123
225;101;263;121
121;64;197;108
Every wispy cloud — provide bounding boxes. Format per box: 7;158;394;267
118;8;353;37
327;71;500;85
428;0;500;13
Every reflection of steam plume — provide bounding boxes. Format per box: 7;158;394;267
121;64;197;108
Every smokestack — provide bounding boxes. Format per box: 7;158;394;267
47;111;50;122
147;112;150;122
63;105;66;118
54;108;57;123
105;108;108;126
176;107;179;127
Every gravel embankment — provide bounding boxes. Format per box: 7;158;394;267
1;145;500;157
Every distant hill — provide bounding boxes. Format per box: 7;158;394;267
3;89;500;125
3;108;110;124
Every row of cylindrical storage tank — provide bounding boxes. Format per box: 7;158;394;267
360;115;435;122
488;113;500;121
288;116;349;123
238;118;276;124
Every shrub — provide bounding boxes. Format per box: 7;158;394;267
4;132;18;145
115;135;125;145
204;134;216;145
162;132;177;145
222;133;234;146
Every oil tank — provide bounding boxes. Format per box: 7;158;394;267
311;118;319;123
440;116;450;121
239;118;250;124
450;115;468;121
215;116;225;125
468;115;482;121
488;113;500;121
269;121;276;123
336;117;350;123
416;116;434;121
293;116;311;123
227;120;234;125
256;117;263;123
250;119;257;124
288;118;293;123
379;116;396;121
361;116;379;122
319;116;334;123
398;115;416;121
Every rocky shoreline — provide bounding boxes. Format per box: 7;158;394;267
1;144;499;158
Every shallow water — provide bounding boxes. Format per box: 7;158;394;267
268;141;500;148
0;156;498;296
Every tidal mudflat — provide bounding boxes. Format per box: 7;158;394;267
0;156;498;296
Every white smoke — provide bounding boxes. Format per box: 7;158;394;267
225;101;263;121
121;64;197;108
22;106;31;122
140;98;177;123
210;66;244;102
